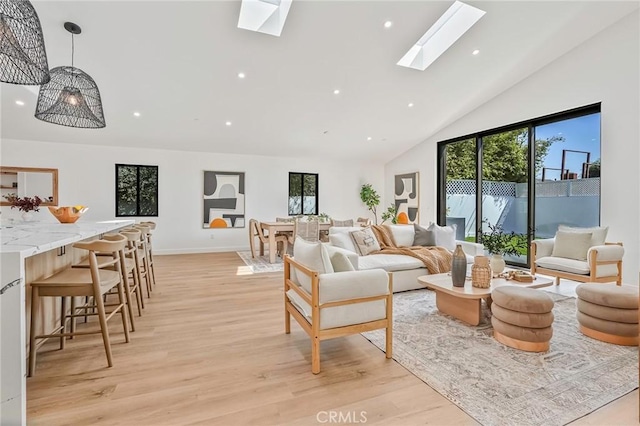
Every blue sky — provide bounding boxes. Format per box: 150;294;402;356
534;113;601;179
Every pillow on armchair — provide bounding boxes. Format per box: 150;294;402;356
551;231;593;261
558;225;608;247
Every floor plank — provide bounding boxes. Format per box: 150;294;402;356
27;253;637;425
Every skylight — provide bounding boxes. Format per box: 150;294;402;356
397;1;485;71
237;0;293;37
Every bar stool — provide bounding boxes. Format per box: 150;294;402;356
72;233;142;331
138;222;157;289
126;225;153;298
29;237;130;376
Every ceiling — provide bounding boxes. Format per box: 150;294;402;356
1;1;638;162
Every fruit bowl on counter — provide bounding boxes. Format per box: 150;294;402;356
48;206;89;224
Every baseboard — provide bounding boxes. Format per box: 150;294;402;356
155;246;248;255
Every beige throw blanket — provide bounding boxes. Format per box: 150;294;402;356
371;225;452;274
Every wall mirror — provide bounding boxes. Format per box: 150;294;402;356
0;166;59;207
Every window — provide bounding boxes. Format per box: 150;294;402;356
288;172;318;215
116;164;158;217
438;104;600;267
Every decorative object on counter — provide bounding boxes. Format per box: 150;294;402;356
35;22;106;128
47;205;88;223
471;255;491;288
450;244;467;287
3;193;42;221
480;221;527;275
0;0;50;85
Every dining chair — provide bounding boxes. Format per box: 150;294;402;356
249;219;288;258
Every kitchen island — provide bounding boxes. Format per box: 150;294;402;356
0;219;135;425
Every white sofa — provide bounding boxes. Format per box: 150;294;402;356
327;224;484;292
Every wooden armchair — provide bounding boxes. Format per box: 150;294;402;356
531;239;623;285
284;240;392;374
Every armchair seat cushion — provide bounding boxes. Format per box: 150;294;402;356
286;290;386;330
535;256;619;278
536;256;590;275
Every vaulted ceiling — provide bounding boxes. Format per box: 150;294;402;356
1;1;638;161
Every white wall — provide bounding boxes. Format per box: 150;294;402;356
385;11;640;281
0;139;383;254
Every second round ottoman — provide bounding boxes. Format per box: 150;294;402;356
491;286;555;352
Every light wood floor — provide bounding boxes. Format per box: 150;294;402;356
27;253;638;425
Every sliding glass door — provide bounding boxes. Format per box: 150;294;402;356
438;104;601;267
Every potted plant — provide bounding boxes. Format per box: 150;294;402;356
480;221;527;274
381;204;398;224
3;193;43;221
359;184;381;225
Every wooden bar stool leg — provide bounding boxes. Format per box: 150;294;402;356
120;266;136;332
94;291;114;368
70;297;77;339
132;268;143;315
60;296;66;350
117;280;131;343
29;286;40;377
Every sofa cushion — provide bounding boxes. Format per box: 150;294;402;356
413;223;435;247
350;227;381;256
358;254;424;272
535;256;590;275
551;230;593;261
385;224;415;247
558;225;609;247
292;237;334;292
427;223;456;251
329;232;358;253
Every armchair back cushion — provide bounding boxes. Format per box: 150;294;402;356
558;225;608;247
551;231;593;261
292;237;334;292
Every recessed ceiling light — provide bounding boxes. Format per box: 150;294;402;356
238;72;246;79
333;89;340;95
367;136;372;141
384;21;393;29
15;100;25;106
133;112;141;117
397;1;486;71
408;102;414;107
225;121;232;126
472;49;480;55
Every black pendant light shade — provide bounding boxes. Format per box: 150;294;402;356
35;65;106;128
0;0;50;85
35;22;106;129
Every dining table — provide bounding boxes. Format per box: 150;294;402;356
260;221;332;263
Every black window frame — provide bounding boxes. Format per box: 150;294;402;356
437;103;601;267
288;172;319;215
115;164;159;217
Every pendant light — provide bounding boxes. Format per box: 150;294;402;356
35;22;105;129
0;0;50;85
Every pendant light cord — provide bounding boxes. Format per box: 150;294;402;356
71;32;74;69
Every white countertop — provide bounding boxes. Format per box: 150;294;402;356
0;220;135;257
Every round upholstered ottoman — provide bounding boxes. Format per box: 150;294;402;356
576;284;638;346
491;286;554;352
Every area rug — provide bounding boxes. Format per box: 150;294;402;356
236;251;283;273
362;290;638;426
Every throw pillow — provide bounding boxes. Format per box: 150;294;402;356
329;251;356;272
331;219;354;227
413;223;435;246
427;223;457;251
292;237;334;292
328;232;358;253
551;230;593;261
349;227;381;256
558;225;608;247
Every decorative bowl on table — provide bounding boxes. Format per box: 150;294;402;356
48;206;89;224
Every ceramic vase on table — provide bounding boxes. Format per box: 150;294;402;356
471;255;492;288
21;211;34;222
490;254;506;275
451;244;467;287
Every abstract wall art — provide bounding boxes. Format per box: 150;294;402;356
203;171;245;228
394;172;419;224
